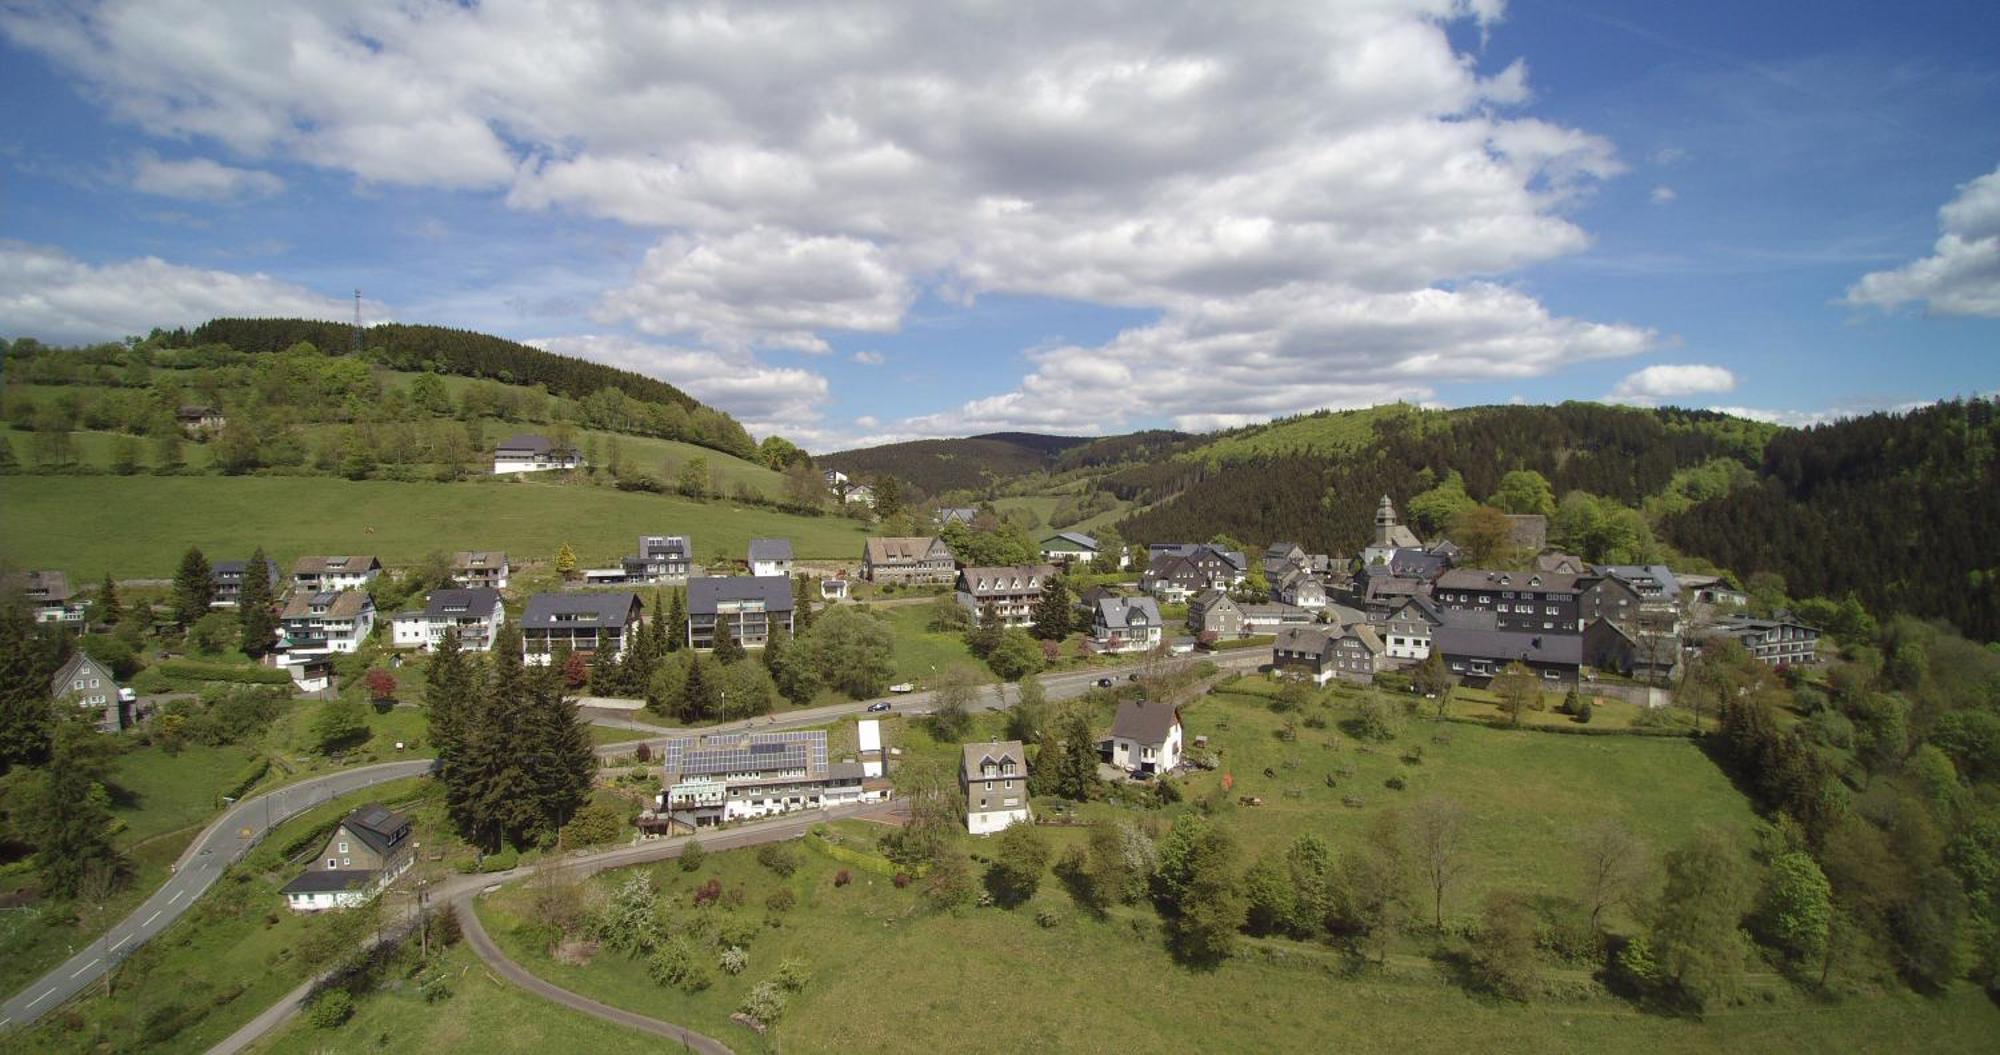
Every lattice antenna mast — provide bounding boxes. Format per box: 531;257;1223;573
352;289;364;353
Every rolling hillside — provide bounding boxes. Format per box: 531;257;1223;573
818;432;1095;495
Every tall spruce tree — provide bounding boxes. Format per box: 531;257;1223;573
172;546;214;625
96;572;122;628
456;625;539;852
522;656;596;841
238;547;277;655
711;617;746;665
0;600;65;770
587;642;623;694
1055;706;1101;800
1031;575;1075;640
426;628;477;780
29;722;128;898
679;651;719;723
792;576;815;633
665;587;688;652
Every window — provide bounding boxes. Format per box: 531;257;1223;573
338;841;349;853
89;678;100;688
327;858;338;869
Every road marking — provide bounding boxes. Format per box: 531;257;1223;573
27;988;55;1008
71;959;98;978
110;935;131;952
144;911;162;926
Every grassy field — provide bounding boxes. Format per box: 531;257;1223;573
879;603;984;686
478;810;2000;1055
244;942;660;1055
11;777;438;1054
0;474;872;577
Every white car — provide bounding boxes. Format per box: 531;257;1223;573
888;682;916;694
118;687;138;704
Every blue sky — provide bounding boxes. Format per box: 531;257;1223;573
1;1;1995;449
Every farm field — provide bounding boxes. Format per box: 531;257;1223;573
0;475;871;578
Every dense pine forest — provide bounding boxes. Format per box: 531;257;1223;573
819;432;1094;494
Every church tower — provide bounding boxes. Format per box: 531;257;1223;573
1375;494;1399;548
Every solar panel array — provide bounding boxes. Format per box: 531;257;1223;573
665;729;828;779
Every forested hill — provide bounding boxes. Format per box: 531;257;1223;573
1662;398;2000;640
819;432;1096;494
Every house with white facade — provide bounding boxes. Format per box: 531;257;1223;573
956;564;1056;627
292;555;382;593
280;804;415;912
5;570;88;625
388;588;504;652
452;551;509;590
961;740;1032;835
492;433;582;474
1040;531;1123;568
748;538;794;577
520;592;643;665
655;730;884;829
1091;596;1163;654
1105;699;1184;776
1379;595;1445;661
279;590;376;653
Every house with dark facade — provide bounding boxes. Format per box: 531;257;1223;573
1432;569;1583;634
1187;588;1244;639
51;653;130;732
1584;618;1683;683
210;559;280;608
521;592;643;664
962;741;1032;835
1146;543;1248;587
281;804;415;911
687;576;795;650
1432;625;1583;690
1272;623;1385;684
862;536;957;585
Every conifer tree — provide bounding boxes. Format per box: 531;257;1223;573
792;575;815;633
28;721;128;898
426;628;476;777
96;571;122;628
711;617;746;665
1031;575;1075;641
172;546;214;625
588;642;623;694
456;625;539;851
679;652;719;723
0;600;63;769
554;543;578;578
665;587;688;652
238;547;277;655
522;656;595;840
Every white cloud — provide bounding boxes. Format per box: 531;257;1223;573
130;152;284;201
1650;185;1676;205
527;334;831;440
1606;363;1736;405
1845;163;2000;317
851;350;885;365
3;2;1659;438
0;240;353;344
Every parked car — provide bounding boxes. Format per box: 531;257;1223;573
866;700;893;712
1127;673;1141;682
1095;677;1114;688
888;682;916;694
118;687;137;704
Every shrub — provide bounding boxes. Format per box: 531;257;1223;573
719;946;749;975
1573;700;1593;724
739;980;788;1023
765;888;796;913
560;800;629;847
774;956;811;992
833;869;852;887
693;878;723;906
893;872;911;888
647;937;713;993
480;847;520;873
1036;906;1063;928
1384;775;1407;791
757;843;800;876
679;838;707;872
309;989;354;1030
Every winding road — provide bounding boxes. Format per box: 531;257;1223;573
3;647;1265;1036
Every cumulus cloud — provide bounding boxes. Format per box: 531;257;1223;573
851;350;885;365
131;152;284;201
0;240;352;344
1650;185;1676;205
528;334;831;439
1606;363;1736;405
1845;164;2000;317
3;2;1660;441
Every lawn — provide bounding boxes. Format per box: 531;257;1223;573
878;604;984;686
243;942;660;1055
0;474;872;578
477;814;2000;1055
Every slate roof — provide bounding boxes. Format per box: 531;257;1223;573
959;565;1056;597
280;869;378;895
1095;596;1162;631
1275;625;1336;658
961;740;1026;780
521;591;642;629
1148;543;1248;572
1593;564;1683;602
495;433;566;454
866;536;949;564
212;559;279;582
1431;626;1584;665
51;652;118;697
281;590;372;620
421;588;501;619
454;550;508;569
687;576;794;615
4;570;74;601
747;538;794;563
342;804;411;855
293;555;382;575
1434;569;1582;595
1109;699;1180;745
1043;531;1099;551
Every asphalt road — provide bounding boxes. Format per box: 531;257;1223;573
205;801;895;1055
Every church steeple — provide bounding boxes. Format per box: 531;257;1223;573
1375;494;1398;548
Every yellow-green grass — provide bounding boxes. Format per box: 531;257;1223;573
0;475;872;578
243;942;659;1055
0;835;192;997
879;604;984;685
11;777;438;1054
479;817;2000;1055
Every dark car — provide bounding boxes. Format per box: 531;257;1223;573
865;701;892;712
1127;673;1141;682
1095;677;1114;688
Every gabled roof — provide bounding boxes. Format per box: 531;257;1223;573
4;570;73;601
494;433;574;455
341;803;411;855
959;565;1055;596
281;869;378;894
1148;543;1248;572
1434;569;1581;595
51;652;118;695
1095;596;1162;631
1189;587;1237;610
687;576;794;615
1042;531;1099;551
521;591;642;629
281;590;373;620
1390;594;1445;625
422;588;502;619
1593;564;1683;601
454;550;508;569
211;559;279;582
961;740;1026;780
1432;626;1583;665
1109;699;1180;745
747;538;794;562
1146;554;1203;582
1274;625;1337;658
293;555;382;575
1339;623;1386;655
866;536;951;564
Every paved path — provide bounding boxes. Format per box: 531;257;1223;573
0;759;437;1032
206;802;891;1055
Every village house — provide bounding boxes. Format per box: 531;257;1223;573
1262;540;1334;579
50;652;131;732
1187;588;1244;639
862;536;957;585
1104;699;1184;776
1238;601;1314;635
1583;618;1683;683
1584;565;1684;634
820;577;849;601
843;483;876;507
1378;595;1446;661
961;740;1032;835
747;538;794;577
956;564;1056;627
209;559;280;608
1432;568;1583;635
1274;568;1328;609
1092;596;1163;654
4;570;88;625
687;575;795;650
1432;625;1583;691
1678;574;1750;613
1535;552;1591;576
389;588;505;652
491;433;582;474
1147;543;1249;587
280;804;415;912
823;468;850;490
292;555;382;593
1701;616;1822;666
934;506;979;527
278;590;376;654
452;551;510;590
629;535;695;584
650;730;883;831
520;592;643;664
1361;494;1425;566
1142;554;1206;603
1040;530;1123;568
175;405;226;435
1272;623;1385;684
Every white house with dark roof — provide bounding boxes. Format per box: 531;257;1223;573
1105;699;1183;776
956;564;1056;627
292;555;382;593
687;576;794;650
747;538;794;577
388;588;504;652
279;590;376;653
281;804;415;911
51;653;129;732
492;433;582;474
4;570;88;625
520;592;643;664
1041;530;1124;568
453;551;509;590
1091;596;1163;653
653;729;883;829
961;740;1031;834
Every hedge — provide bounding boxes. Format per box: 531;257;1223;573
1209;635;1276;651
222;756;271;800
802;833;902;878
156;659;292;686
1439;715;1694;739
